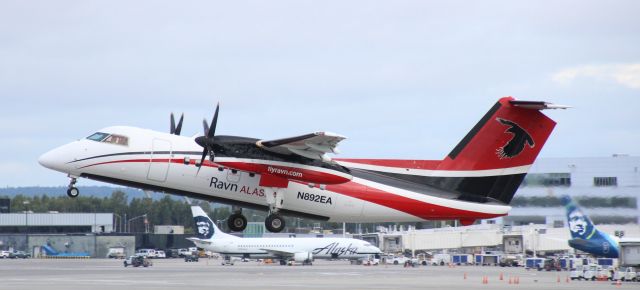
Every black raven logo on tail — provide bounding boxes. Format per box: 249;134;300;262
496;118;535;159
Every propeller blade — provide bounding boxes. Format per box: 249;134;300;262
174;113;184;135
170;113;176;134
196;148;208;175
207;103;219;138
202;118;210;136
196;103;220;175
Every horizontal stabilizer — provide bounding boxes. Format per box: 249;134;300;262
509;100;571;110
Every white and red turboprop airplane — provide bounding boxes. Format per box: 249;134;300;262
38;97;567;232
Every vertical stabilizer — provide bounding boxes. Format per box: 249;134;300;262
560;195;619;258
191;206;238;240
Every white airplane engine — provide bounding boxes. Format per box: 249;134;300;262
293;252;313;265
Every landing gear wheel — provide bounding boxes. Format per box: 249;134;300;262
227;214;248;232
265;214;285;233
67;177;79;198
67;187;79;198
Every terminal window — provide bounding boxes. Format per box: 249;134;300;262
521;173;571;187
593;177;617;187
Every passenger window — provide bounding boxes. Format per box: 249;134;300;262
86;132;109;142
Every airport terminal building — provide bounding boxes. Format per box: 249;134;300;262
363;155;640;254
492;155;640;226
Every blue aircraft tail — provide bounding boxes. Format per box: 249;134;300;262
560;195;619;258
41;244;59;256
561;196;599;240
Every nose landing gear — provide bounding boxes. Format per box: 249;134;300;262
67;176;79;198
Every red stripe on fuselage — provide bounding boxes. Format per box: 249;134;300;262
326;182;503;220
78;158;219;169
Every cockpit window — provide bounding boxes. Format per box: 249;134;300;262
87;132;109;141
86;132;129;146
103;134;129;146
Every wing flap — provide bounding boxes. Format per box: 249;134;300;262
257;132;346;161
260;248;295;257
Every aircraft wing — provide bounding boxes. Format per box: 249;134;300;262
259;248;296;258
256;132;346;161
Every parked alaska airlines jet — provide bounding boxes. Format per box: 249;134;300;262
561;195;620;258
38;97;566;232
187;206;381;265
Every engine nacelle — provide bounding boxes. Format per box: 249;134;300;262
215;161;352;185
293;252;313;264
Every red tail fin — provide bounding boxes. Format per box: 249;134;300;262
440;97;557;171
432;97;563;204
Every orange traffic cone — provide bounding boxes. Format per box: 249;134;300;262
557;275;561;283
515;276;520;284
566;276;570;283
508;277;512;284
464;272;467;280
500;272;504;281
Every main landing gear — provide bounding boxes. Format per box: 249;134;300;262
227;208;248;232
265;213;285;233
67;176;79;198
225;187;286;233
225;212;285;233
265;187;286;233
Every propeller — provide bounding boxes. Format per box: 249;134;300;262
195;103;220;174
170;113;184;135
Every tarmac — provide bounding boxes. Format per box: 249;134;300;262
0;258;637;290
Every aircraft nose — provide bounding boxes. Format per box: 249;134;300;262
38;150;60;170
38;146;72;173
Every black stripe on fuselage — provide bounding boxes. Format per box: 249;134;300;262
351;168;524;204
81;173;330;221
448;101;502;160
68;151;202;164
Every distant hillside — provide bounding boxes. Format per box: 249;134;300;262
0;186;225;206
0;186;148;199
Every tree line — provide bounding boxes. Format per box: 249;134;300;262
5;191;231;234
3;191;357;234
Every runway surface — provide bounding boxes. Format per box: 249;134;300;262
0;258;636;290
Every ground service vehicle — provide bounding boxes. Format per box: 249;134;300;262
613;267;637;281
124;256;152;267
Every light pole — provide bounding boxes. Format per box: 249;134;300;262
113;213;122;233
126;214;147;233
23;201;29;252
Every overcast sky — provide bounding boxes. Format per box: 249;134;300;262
1;0;639;186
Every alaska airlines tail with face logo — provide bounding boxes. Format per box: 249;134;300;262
191;206;239;241
561;195;619;258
